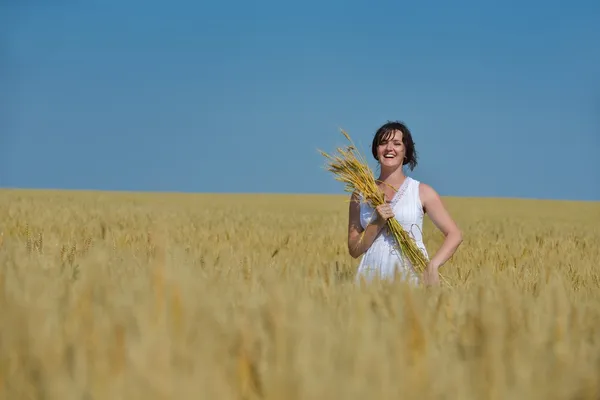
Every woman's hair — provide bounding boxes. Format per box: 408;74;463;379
371;120;418;171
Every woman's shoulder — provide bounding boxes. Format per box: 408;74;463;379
415;180;441;203
349;190;374;210
350;190;362;202
349;190;366;209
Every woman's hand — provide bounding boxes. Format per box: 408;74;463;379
375;203;395;225
422;263;440;286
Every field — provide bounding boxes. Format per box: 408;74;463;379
1;188;599;400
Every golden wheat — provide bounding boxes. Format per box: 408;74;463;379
0;189;599;399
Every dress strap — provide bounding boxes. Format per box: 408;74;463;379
390;177;412;207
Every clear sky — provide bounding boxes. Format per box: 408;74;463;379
2;0;599;201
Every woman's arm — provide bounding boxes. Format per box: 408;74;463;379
347;191;387;259
420;184;463;272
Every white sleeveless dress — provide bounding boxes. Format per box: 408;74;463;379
355;176;429;285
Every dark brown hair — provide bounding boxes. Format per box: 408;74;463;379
371;120;418;171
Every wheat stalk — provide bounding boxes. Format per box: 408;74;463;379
319;128;450;287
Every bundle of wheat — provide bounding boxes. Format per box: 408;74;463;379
319;128;450;287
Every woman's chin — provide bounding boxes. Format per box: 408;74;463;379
380;159;402;169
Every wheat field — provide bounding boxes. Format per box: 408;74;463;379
0;188;599;400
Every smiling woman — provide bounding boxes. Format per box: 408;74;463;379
347;120;463;286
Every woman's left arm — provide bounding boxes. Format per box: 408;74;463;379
420;184;463;275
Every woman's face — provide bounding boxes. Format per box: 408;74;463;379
376;130;405;169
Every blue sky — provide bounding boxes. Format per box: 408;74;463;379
2;0;599;201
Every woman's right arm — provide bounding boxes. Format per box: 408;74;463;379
347;191;388;259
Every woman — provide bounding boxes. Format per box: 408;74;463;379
347;121;463;286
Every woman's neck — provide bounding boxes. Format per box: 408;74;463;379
377;167;406;185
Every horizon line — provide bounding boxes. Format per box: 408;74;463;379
1;186;598;203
